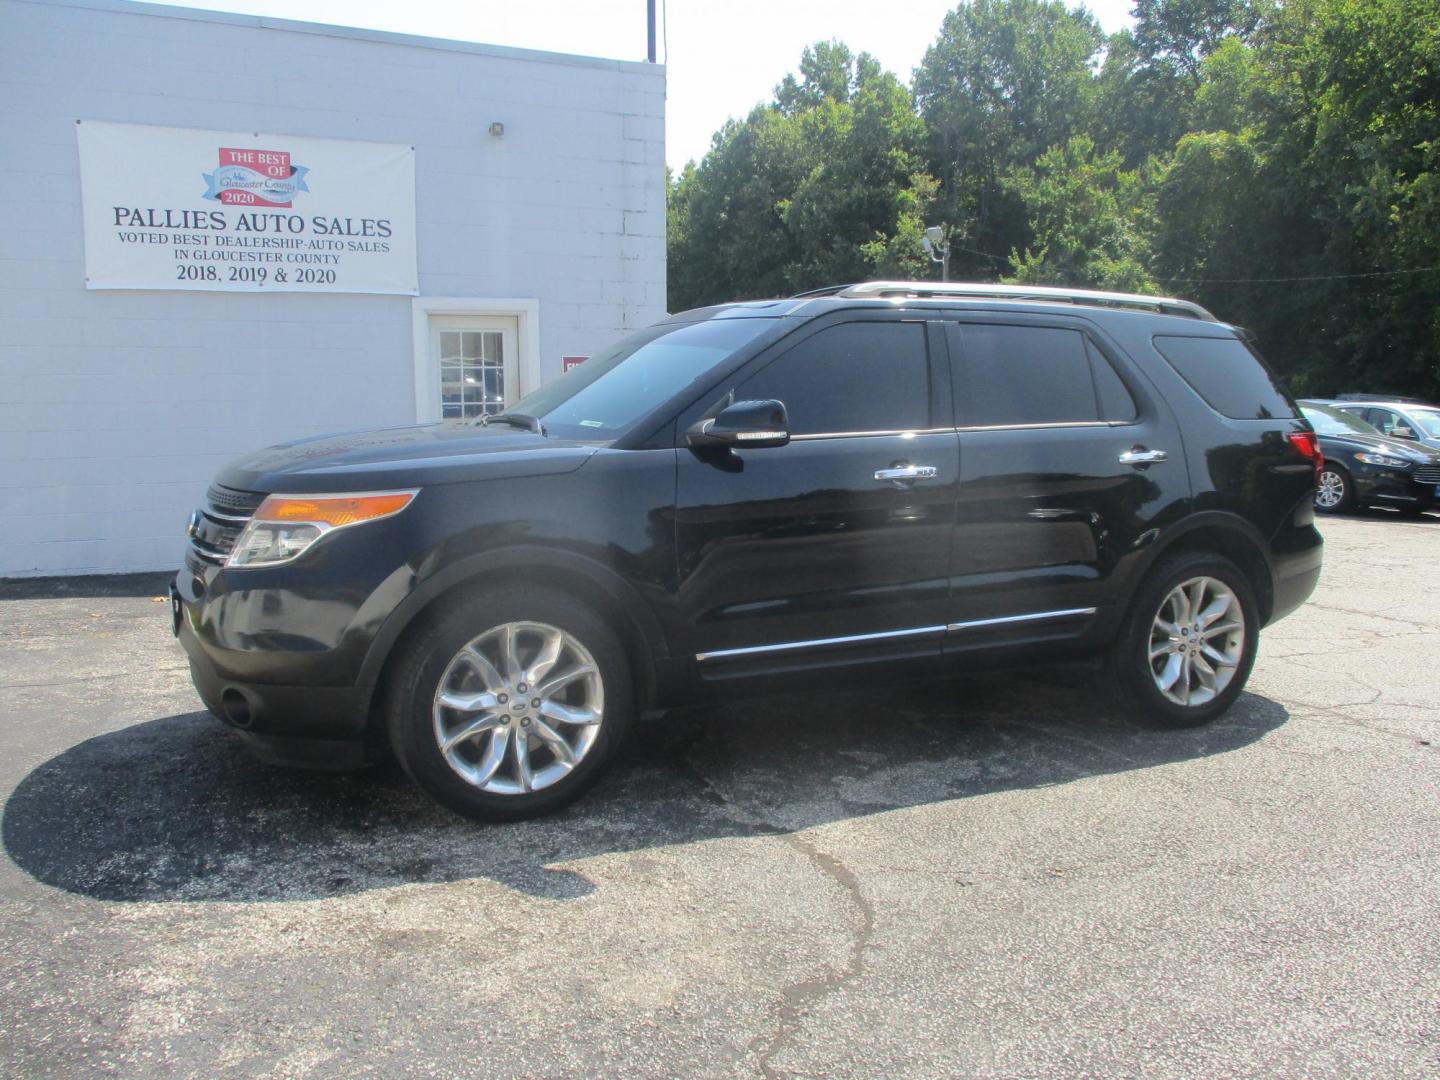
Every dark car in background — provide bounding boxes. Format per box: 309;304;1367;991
1299;401;1440;515
173;281;1323;821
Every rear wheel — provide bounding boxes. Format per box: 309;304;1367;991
1105;552;1259;728
385;586;632;821
1315;466;1353;513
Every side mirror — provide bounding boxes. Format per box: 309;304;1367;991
686;399;790;450
1393;425;1416;440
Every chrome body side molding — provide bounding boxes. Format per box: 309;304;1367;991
695;608;1098;662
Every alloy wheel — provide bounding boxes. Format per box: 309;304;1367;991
432;621;604;795
1147;576;1246;707
1316;470;1346;510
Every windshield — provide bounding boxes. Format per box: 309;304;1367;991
1405;407;1440;437
1300;402;1381;436
502;318;777;440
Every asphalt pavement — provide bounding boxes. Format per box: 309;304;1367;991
1;512;1437;1077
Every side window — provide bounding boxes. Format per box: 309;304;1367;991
738;321;930;436
957;324;1101;426
1152;335;1298;420
1087;340;1138;422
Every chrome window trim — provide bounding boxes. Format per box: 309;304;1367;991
694;607;1098;662
788;427;952;441
955;420;1123;433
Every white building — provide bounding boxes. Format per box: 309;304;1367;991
1;0;667;577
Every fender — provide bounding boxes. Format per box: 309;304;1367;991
1118;509;1277;617
355;544;672;691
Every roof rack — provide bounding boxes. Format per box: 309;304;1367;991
787;284;853;299
808;281;1217;321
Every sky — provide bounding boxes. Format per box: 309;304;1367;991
145;0;1138;169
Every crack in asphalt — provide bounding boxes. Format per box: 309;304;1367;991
665;717;876;1080
1296;602;1434;634
749;833;875;1080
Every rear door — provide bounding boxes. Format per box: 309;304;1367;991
944;316;1187;645
673;314;958;675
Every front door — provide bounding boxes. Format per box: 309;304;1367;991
945;317;1187;644
673;316;958;677
429;315;519;422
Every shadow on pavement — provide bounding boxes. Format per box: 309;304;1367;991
0;571;177;601
3;666;1286;904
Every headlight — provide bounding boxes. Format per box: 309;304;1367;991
226;490;418;568
1354;452;1410;468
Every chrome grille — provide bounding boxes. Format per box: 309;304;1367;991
1413;465;1440;484
188;484;264;566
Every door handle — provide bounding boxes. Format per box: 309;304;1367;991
1118;446;1168;466
874;465;938;482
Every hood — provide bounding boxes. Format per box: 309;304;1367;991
1317;429;1440;463
214;423;600;494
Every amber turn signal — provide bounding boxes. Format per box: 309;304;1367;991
253;491;416;528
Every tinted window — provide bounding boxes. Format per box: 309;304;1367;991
1299;403;1380;436
959;324;1098;426
1152;335;1297;420
513;317;776;439
1087;340;1138;422
1367;409;1407;437
739;321;929;435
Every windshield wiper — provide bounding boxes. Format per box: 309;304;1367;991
480;412;546;435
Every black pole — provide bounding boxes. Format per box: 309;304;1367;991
647;0;657;62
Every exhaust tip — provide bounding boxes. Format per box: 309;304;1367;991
219;688;255;729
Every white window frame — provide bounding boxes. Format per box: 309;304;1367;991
411;297;540;424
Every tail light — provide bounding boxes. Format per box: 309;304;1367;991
1287;430;1324;482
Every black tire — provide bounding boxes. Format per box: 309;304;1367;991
384;585;632;822
1314;465;1354;514
1104;551;1260;728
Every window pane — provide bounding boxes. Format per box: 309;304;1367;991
1152;335;1297;420
960;325;1097;426
514;317;778;439
482;331;503;363
461;332;483;358
440;331;460;359
740;322;929;435
1087;340;1137;422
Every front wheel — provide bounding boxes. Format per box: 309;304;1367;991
1105;552;1259;728
1315;466;1353;513
385;586;632;821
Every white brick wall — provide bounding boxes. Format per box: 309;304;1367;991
0;0;667;576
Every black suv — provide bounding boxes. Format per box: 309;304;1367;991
174;282;1323;820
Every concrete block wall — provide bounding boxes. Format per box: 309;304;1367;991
0;0;667;576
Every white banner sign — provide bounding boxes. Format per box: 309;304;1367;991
77;120;417;295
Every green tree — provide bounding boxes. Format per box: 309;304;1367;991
913;0;1104;278
1132;0;1265;81
1006;135;1159;292
1092;29;1191;168
667;43;936;310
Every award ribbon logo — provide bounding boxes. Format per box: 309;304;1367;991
203;147;310;208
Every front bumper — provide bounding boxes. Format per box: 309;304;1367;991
172;576;371;770
1353;466;1438;510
